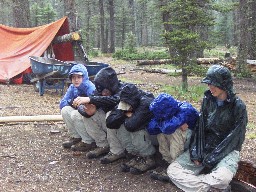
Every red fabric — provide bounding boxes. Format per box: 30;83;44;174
0;17;74;83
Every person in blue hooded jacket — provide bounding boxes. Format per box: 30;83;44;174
147;93;199;182
167;65;248;192
60;64;96;151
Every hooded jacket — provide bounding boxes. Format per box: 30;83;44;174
190;65;248;168
106;83;155;132
88;67;126;113
147;93;199;135
59;64;95;109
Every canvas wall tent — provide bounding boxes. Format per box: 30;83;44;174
0;17;74;83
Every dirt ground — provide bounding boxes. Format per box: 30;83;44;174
0;58;255;192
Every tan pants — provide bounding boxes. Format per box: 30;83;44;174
107;125;156;156
167;150;239;192
61;106;108;147
157;128;190;163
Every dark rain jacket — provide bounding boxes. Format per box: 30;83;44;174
190;90;248;169
147;93;199;135
88;67;126;113
59;64;95;109
106;84;155;132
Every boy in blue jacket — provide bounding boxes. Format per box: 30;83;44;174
60;64;96;151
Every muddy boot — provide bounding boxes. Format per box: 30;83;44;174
100;152;126;164
209;185;231;192
150;167;170;182
150;160;170;182
71;142;96;152
62;138;82;149
129;156;156;175
120;156;139;172
86;146;110;159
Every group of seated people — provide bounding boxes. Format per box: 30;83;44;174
59;64;247;192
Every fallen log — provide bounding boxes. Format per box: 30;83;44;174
136;59;172;66
197;57;222;64
0;115;63;123
131;67;182;74
234;160;256;186
52;31;81;44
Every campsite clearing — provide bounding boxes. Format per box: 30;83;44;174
0;59;255;191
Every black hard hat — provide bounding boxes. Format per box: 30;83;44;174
202;65;234;95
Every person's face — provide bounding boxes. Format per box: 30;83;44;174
101;88;112;96
208;84;227;100
71;74;83;87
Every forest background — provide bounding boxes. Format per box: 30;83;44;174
1;0;255;71
0;1;256;191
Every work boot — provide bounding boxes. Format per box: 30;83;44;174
150;160;170;182
62;138;81;149
209;185;231;192
120;156;139;172
71;142;96;152
100;152;126;164
129;156;156;175
150;167;170;182
86;146;110;159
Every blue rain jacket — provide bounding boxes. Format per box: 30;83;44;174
59;64;95;109
147;93;199;135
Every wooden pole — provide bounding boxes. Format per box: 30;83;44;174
0;115;63;123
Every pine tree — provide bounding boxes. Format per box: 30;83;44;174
161;0;214;91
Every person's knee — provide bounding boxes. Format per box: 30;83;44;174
70;110;82;120
167;161;181;179
210;167;234;187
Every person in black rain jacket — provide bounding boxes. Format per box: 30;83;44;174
167;65;248;192
73;67;127;159
101;83;157;175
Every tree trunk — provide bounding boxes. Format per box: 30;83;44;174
108;0;115;53
237;0;249;74
85;0;91;53
12;0;30;27
128;0;136;35
181;64;188;91
99;0;108;53
248;0;256;59
158;0;175;56
64;0;77;32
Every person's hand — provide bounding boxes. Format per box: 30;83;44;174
73;97;90;107
180;123;189;131
125;111;133;117
193;160;201;166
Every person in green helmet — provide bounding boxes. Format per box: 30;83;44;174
167;65;248;192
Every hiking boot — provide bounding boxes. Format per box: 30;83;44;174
209;185;231;192
120;156;139;172
149;167;170;182
129;156;156;175
62;138;81;149
71;142;96;152
100;152;126;164
86;146;110;159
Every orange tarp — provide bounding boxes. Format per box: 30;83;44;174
0;17;74;83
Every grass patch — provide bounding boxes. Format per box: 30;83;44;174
160;84;206;103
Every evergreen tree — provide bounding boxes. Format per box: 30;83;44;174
161;0;214;91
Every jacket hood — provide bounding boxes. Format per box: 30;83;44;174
202;65;234;98
68;64;89;80
149;93;180;120
94;67;119;94
148;93;199;134
119;84;141;109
